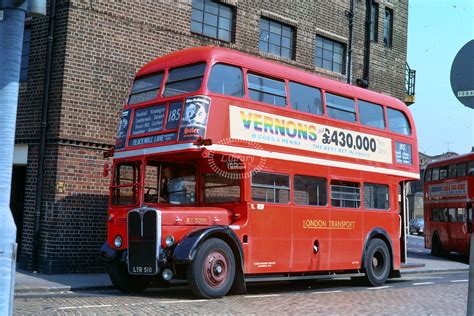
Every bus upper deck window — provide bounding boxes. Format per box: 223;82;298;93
128;73;164;105
387;108;411;135
163;62;206;97
424;168;432;182
289;81;323;115
208;64;244;97
326;93;356;123
468;161;474;176
359;100;385;129
247;73;286;106
457;163;466;177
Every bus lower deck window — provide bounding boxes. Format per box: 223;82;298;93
251;172;290;203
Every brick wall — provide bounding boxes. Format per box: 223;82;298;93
17;0;409;273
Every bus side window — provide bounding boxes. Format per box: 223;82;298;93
457;208;466;222
358;100;386;129
208;63;244;97
289;81;323;115
424;168;432;182
387;108;411;135
439;166;448;180
432;168;440;181
457;163;466;177
251;172;290;204
448;208;456;222
448;164;457;178
326;93;357;123
247;73;286;107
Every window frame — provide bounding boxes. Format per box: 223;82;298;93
251;171;291;204
207;63;244;97
363;182;390;210
288;81;324;116
330;180;361;209
315;35;346;74
162;62;207;98
293;174;328;207
190;0;235;42
247;72;287;107
259;16;295;60
325;92;357;123
383;7;393;47
387;107;411;135
358;99;386;130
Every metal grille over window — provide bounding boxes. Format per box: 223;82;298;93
289;81;323;115
163;63;206;97
259;17;294;59
251;172;290;204
364;183;389;210
315;36;345;74
208;63;244;97
128;73;163;105
248;73;287;106
191;0;234;42
326;93;356;123
331;180;360;208
359;100;385;129
294;175;327;206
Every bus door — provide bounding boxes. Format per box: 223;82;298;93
399;182;409;264
248;171;292;273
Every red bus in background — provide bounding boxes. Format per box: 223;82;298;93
101;46;419;298
423;153;474;257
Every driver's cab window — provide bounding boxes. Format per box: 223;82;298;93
144;161;196;204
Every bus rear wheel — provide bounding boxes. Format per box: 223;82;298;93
187;238;235;298
363;239;391;287
108;259;152;293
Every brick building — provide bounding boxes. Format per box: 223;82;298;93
12;0;412;273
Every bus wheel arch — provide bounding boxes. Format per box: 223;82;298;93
172;227;246;297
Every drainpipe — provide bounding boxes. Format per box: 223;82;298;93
357;0;372;88
31;0;56;272
346;0;355;84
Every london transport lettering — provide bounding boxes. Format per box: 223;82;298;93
229;106;392;163
303;219;356;230
427;181;468;199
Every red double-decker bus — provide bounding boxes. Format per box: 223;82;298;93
423;153;474;257
101;46;419;298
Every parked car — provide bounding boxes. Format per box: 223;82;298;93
409;218;424;235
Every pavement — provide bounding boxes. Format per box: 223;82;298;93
14;246;469;295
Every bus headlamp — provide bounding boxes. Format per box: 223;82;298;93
114;235;123;248
165;235;175;247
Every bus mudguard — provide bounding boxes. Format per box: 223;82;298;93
100;242;120;262
361;227;394;270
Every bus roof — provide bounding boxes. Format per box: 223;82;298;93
426;152;474;168
136;46;408;112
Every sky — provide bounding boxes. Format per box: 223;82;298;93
407;0;474;156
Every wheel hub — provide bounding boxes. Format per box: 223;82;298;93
204;251;228;287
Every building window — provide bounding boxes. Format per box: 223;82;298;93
326;93;356;123
383;8;393;47
294;175;327;206
370;2;379;42
191;0;234;42
20;26;31;82
251;172;290;204
315;36;345;74
331;180;360;208
259;17;294;59
364;183;389;210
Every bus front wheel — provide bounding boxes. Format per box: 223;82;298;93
363;238;391;287
187;238;236;298
108;259;152;293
